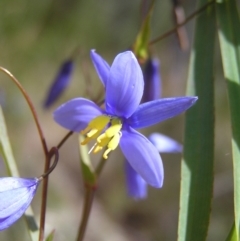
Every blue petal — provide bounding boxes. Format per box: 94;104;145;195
142;58;161;102
90;49;110;87
127;96;198;129
125;160;147;199
105;51;144;118
0;178;39;231
53;98;103;132
43;60;74;108
148;133;182;153
120;127;163;188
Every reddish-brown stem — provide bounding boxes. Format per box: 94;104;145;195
0;67;51;241
57;131;74;149
0;67;48;156
76;187;96;241
76;155;108;241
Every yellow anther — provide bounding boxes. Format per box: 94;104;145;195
93;145;103;153
108;132;121;150
103;149;111;159
81;129;102;145
86;129;98;137
105;119;122;138
81;115;110;145
93;136;110;153
80;115;122;159
97;119;122;144
103;132;121;159
81;136;92;145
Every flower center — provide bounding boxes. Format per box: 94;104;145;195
81;115;122;159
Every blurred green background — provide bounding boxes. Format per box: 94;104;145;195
0;0;235;240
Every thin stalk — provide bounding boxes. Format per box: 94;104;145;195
39;148;60;241
149;0;216;45
57;131;74;149
39;158;50;241
0;67;48;155
76;187;96;241
95;156;107;177
76;155;108;241
0;67;52;241
39;131;74;240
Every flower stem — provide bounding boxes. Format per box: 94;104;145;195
39;156;50;241
57;131;74;149
76;186;96;241
0;67;48;156
76;155;108;241
0;67;50;241
95;157;107;177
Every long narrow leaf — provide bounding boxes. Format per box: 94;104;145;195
177;1;215;241
216;0;240;239
0;107;38;241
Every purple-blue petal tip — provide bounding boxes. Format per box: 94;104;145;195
90;49;110;87
148;133;182;153
125;161;148;200
128;96;198;129
44;60;74;108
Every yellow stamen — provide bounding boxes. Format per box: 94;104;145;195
97;119;122;143
103;132;121;159
93;136;109;153
86;129;98;137
81;115;110;145
80;115;123;158
94;118;122;157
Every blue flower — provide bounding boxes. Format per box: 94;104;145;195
53;50;197;188
44;60;74;108
0;177;39;231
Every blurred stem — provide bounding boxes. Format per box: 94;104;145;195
57;131;74;149
149;0;216;45
39;148;60;241
76;187;96;241
76;156;108;241
39;128;73;240
41;132;74;240
95;156;107;177
39;156;51;241
0;67;48;155
0;67;52;241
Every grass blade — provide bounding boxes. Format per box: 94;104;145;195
216;0;240;238
177;1;215;240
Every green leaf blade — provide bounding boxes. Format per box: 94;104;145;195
216;0;240;239
177;1;215;241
